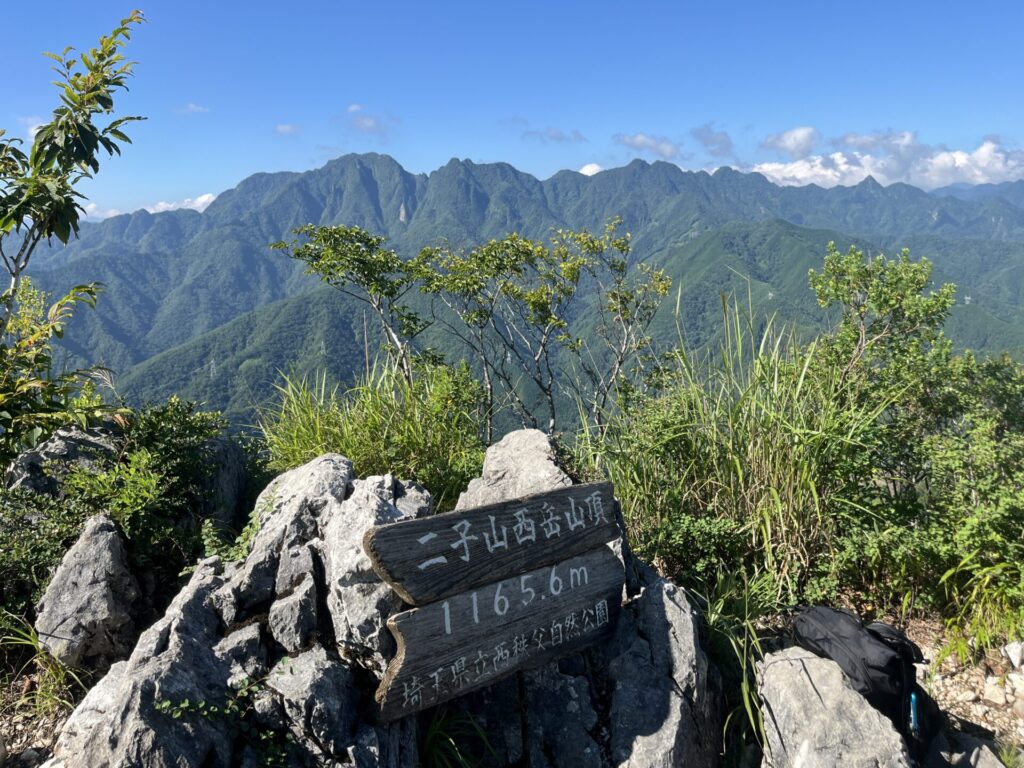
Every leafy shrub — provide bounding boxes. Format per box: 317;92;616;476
0;490;91;622
0;280;109;465
580;301;882;602
61;397;227;587
584;245;1024;659
259;361;485;510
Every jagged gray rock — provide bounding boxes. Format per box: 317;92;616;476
48;558;234;768
269;572;318;653
322;473;412;671
215;453;353;627
604;572;720;767
758;646;912;768
394;478;433;518
213;624;266;685
455;428;571;510
265;645;358;760
44;439;723;768
35;515;139;670
6;425;117;494
348;718;419;768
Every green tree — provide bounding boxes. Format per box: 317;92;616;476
417;219;669;435
0;279;107;464
809;243;957;506
273;225;427;383
0;10;145;336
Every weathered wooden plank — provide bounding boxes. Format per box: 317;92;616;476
376;544;624;721
363;481;617;605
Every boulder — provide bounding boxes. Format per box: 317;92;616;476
455;428;571;510
214;453;352;627
603;571;720;766
35;515;139;670
48;558;235;768
45;439;724;768
265;645;358;760
6;425;117;495
758;646;912;768
199;437;248;530
322;474;416;671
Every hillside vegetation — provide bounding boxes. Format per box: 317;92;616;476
27;153;1024;423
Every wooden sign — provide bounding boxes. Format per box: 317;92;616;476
376;544;624;720
363;481;617;605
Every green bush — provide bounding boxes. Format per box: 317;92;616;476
0;279;109;466
580;301;882;602
61;397;227;589
0;490;91;623
259;361;485;510
582;246;1024;658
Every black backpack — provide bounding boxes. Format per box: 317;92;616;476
792;606;942;761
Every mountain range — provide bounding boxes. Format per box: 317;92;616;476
29;153;1024;425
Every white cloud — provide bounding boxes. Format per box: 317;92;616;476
523;126;588;143
762;125;819;159
275;123;300;135
613;132;681;160
178;102;210;115
17;116;45;141
346;103;388;135
579;163;603;176
352;114;383;133
82;202;124;220
691;122;734;158
752;133;1024;189
145;193;217;214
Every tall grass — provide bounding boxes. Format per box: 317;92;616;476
258;361;485;510
579;297;886;602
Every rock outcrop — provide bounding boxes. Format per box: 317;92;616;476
199;437;249;531
455;428;572;510
6;425;117;494
48;558;235;767
44;433;722;768
35;515;140;671
758;646;912;768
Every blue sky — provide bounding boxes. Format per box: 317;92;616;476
6;1;1024;217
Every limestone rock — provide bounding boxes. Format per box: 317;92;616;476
348;718;419;768
322;474;414;671
268;572;318;653
758;646;912;768
604;572;720;767
981;681;1005;707
1004;640;1023;670
213;624;266;684
455;428;571;510
35;515;139;670
215;454;352;626
265;645;358;760
394;478;433;518
6;425;117;495
49;559;234;768
931;732;1008;768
